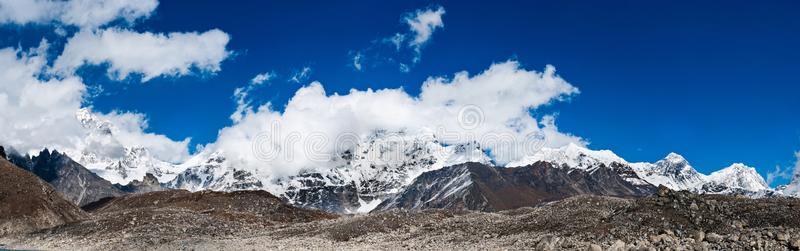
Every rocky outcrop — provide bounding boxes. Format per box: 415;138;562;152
0;158;87;235
8;149;124;206
115;173;168;194
376;162;656;211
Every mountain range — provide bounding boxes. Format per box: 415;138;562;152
1;109;795;214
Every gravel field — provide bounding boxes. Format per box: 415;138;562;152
3;187;800;250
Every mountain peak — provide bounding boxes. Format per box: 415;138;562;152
506;143;627;171
664;152;687;163
724;163;753;171
707;163;768;192
75;108;113;135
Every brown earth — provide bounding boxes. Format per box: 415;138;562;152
0;158;87;236
3;186;800;250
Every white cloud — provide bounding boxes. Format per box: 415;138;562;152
385;33;405;51
351;51;363;71
54;28;231;81
404;6;445;52
354;6;445;72
289;67;312;83
780;151;800;196
87;110;190;163
0;0;158;28
0;41;86;155
250;72;272;85
0;41;190;163
231;72;275;123
208;60;583;178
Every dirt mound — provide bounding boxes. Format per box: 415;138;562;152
0;159;87;236
1;189;336;249
84;189;335;223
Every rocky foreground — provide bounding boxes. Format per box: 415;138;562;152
1;186;800;250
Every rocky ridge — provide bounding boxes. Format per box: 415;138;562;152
0;158;87;236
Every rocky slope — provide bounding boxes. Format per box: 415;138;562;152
4;187;800;250
7;149;125;206
82;189;336;223
376;161;655;211
3;189;335;250
0;158;87;236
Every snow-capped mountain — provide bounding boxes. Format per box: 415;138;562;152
67;109;185;185
58;111;781;212
166;150;264;192
506;143;650;187
509;143;772;196
73;146;185;185
166;130;491;213
632;154;770;195
506;143;626;171
631;153;706;191
702;163;769;194
377;160;657;212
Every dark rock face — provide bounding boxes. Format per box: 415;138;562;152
0;145;6;159
0;158;87;235
8;149;124;206
279;172;361;213
377;162;656;212
115;173;168;194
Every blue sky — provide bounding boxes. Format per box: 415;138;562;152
2;1;799;184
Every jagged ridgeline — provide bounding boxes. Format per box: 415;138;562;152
0;133;783;214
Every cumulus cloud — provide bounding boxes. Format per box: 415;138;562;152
0;41;190;163
0;0;158;28
208;60;583;178
82;109;190;163
352;6;445;72
54;28;231;81
0;41;86;154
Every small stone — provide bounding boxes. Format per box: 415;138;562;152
777;233;788;242
693;231;705;242
609;240;626;251
689;202;699;210
589;244;602;251
658;234;673;244
790;239;800;250
732;220;744;229
657;185;670;197
705;233;722;243
727;234;739;242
